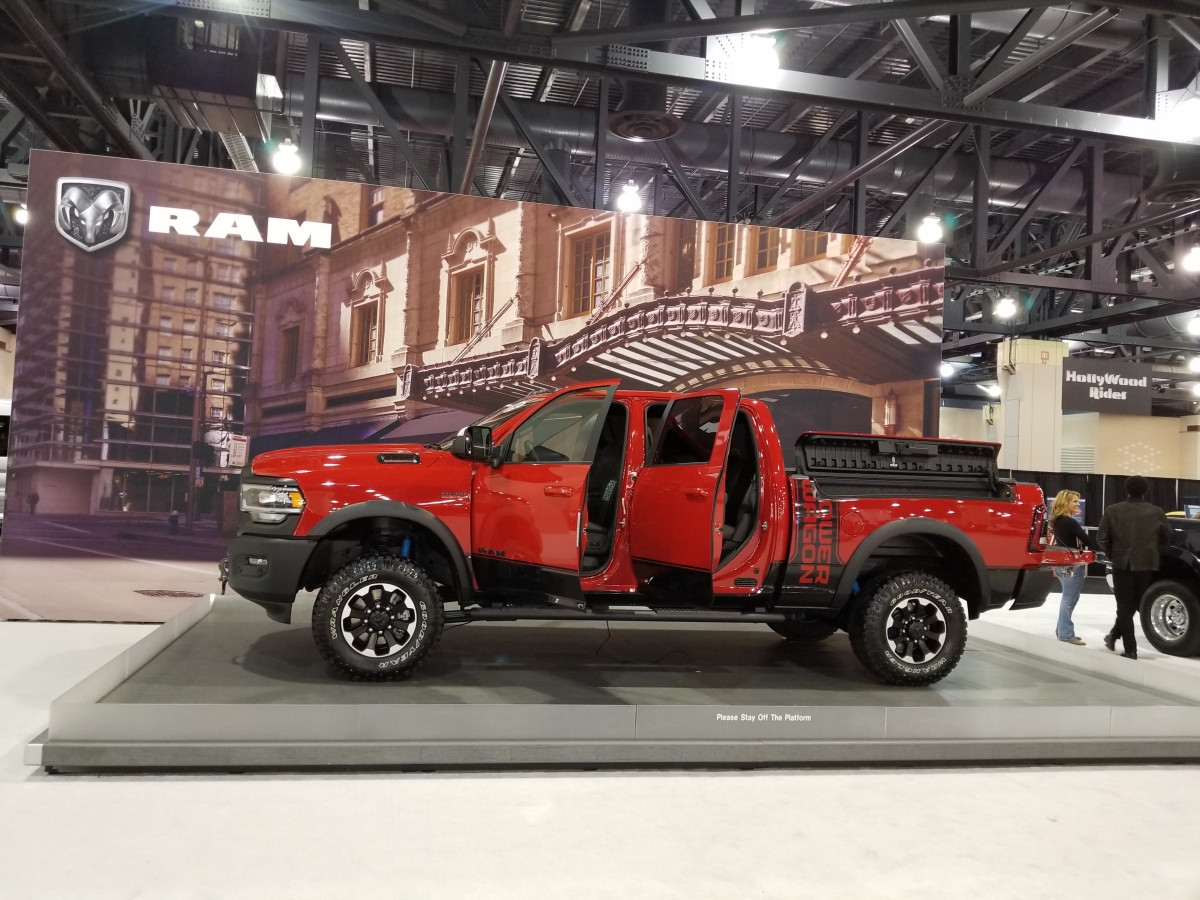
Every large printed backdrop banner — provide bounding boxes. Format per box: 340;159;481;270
2;150;944;620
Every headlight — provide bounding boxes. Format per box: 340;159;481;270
240;482;305;524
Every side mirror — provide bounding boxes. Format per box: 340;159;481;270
451;425;499;464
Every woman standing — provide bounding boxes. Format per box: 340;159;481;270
1050;490;1099;645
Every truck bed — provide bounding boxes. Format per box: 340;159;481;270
794;433;1008;500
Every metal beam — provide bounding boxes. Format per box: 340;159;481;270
979;198;1200;277
988;140;1089;262
0;62;84;152
949;14;971;77
77;0;1200;147
495;94;583;208
893;20;949;92
1144;16;1171;118
962;8;1120;106
768;119;944;227
1168;15;1200;53
553;0;1200;48
878;126;972;237
6;0;152;159
727;94;741;223
852;111;869;234
328;41;435;190
947;268;1191;301
459;0;522;195
373;0;467;36
757;109;854;222
975;8;1044;83
972;125;990;267
680;0;717;19
451;55;469;188
299;36;320;177
657;140;716;221
594;77;609;209
0;109;24;149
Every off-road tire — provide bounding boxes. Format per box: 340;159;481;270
312;555;444;681
1140;579;1200;657
848;570;967;686
769;616;839;642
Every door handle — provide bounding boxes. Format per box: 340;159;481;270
684;488;710;501
544;485;574;497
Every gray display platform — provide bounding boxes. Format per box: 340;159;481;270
28;595;1200;770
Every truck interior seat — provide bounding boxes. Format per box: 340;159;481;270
720;412;760;565
582;403;628;572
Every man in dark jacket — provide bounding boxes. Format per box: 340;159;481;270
1097;475;1172;659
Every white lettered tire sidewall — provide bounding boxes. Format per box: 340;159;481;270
312;556;444;681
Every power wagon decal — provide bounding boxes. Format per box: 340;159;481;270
778;478;843;607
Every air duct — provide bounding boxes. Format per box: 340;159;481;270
605;0;683;142
285;75;1145;218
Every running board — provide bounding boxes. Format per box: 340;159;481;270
450;608;788;624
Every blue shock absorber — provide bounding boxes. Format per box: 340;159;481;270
400;537;413;559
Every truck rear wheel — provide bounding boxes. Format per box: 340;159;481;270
312;555;444;681
769;616;838;642
1140;580;1200;657
848;571;967;686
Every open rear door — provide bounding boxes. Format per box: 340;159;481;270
627;389;739;601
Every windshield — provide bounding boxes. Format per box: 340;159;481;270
430;394;547;449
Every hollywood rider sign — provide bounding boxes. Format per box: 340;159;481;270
1062;357;1152;415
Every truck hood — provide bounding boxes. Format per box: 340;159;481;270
250;443;445;479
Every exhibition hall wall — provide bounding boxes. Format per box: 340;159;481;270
0;150;943;620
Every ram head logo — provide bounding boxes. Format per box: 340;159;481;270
55;178;131;252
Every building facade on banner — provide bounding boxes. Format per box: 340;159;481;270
249;182;942;456
8;158;260;516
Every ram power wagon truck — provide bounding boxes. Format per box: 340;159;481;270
228;382;1089;686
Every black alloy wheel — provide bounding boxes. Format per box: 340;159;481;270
312;555;444;680
848;570;967;686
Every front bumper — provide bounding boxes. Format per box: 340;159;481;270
227;534;316;623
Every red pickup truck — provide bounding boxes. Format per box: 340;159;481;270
228;382;1088;686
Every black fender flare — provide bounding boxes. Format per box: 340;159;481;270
1155;546;1200;588
308;500;474;602
833;517;988;612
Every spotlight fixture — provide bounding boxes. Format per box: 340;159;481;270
616;180;642;213
14;204;28;225
1183;244;1200;273
272;139;302;175
1193;383;1200;397
728;33;781;87
1189;315;1200;337
994;295;1018;320
939;362;954;378
983;384;1002;398
1172;96;1200;142
916;214;943;244
1189;356;1200;374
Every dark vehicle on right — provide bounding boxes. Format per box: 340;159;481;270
1131;517;1200;656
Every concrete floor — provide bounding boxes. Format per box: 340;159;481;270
3;617;1200;897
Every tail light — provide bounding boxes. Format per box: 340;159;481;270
1028;504;1048;552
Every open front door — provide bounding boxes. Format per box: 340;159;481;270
627;389;739;602
472;382;617;601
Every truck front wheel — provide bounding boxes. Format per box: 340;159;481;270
848;571;967;686
312;555;445;681
1140;580;1200;657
